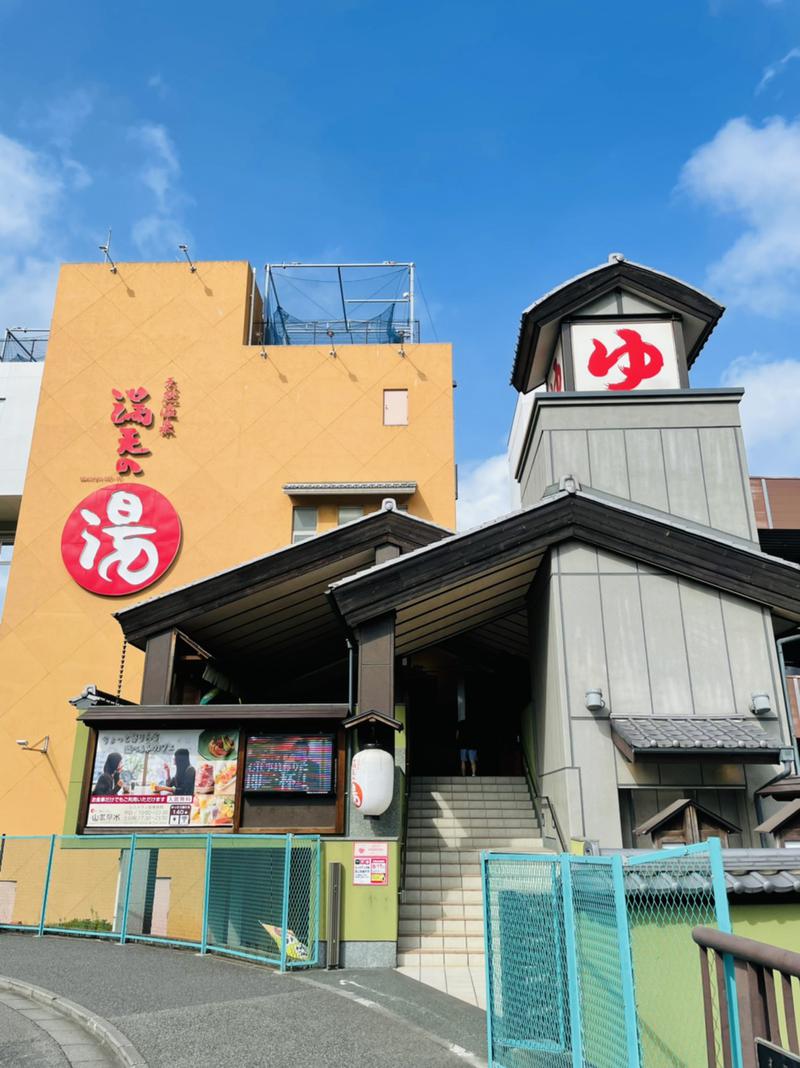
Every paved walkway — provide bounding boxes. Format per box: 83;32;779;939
0;934;488;1068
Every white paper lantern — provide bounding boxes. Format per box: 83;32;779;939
351;746;394;816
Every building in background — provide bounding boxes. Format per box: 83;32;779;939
2;254;800;979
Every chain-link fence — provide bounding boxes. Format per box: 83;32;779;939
482;841;731;1068
625;843;729;1068
0;833;320;971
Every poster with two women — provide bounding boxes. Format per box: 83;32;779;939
86;728;238;829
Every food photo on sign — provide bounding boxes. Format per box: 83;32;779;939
86;729;238;829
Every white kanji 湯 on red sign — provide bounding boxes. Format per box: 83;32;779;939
61;484;181;596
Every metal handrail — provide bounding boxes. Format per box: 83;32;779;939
520;747;567;852
693;925;800;1066
693;926;800;977
1;328;48;362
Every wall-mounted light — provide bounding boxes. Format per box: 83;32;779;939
99;232;117;274
585;689;605;714
178;244;197;273
750;693;772;716
16;736;49;753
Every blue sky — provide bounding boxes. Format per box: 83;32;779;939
1;0;799;525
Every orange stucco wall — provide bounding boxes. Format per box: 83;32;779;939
0;261;455;834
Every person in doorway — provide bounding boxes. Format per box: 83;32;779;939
456;719;478;777
155;748;196;797
92;752;127;795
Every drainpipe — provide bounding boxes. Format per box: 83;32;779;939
344;638;355;836
776;632;800;773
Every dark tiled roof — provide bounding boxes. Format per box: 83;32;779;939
755;799;800;835
611;716;785;756
603;848;800;896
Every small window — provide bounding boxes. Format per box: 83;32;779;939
338;505;363;526
383;389;408;426
0;537;13;622
292;507;317;544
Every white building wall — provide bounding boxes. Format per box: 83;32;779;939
0;362;44;523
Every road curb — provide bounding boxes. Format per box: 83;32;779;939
0;975;147;1067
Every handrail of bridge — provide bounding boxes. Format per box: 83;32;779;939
693;924;800;1066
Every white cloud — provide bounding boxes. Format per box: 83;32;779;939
0;255;60;330
680;116;800;314
756;47;800;93
0;132;66;329
0;133;61;247
723;352;800;475
457;453;514;531
128;123;190;256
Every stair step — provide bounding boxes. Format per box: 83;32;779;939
397;950;485;967
404;887;485;905
408;817;539;829
412;777;523;786
406;837;544;851
401;900;484;919
398;933;486;952
408;803;534;811
399;917;484;936
406;863;480;878
405;850;483;864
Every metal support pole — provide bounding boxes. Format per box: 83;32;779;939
709;837;744;1068
612;855;642;1068
408;263;415;342
37;835;56;937
559;855;584;1068
200;834;213;955
480;853;494;1065
248;267;257;345
118;834;137;944
280;834;292;973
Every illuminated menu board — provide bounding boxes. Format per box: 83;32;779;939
243;735;334;794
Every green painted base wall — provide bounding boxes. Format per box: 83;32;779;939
731;901;800;952
319;840;398;942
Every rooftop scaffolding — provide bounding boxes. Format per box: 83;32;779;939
261;262;418;346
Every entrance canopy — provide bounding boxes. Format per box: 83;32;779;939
328;484;800;655
115;508;448;677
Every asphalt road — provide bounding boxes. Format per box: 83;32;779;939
0;934;488;1068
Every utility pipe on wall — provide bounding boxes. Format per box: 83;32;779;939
777;632;800;773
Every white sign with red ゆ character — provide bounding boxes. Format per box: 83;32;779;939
570;321;680;393
61;484;181;596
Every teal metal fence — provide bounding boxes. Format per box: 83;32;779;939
482;840;739;1068
0;833;321;972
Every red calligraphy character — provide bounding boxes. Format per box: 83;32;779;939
117;427;151;458
160;403;178;419
111;387;154;427
160;420;175;438
587;328;664;391
116;458;145;476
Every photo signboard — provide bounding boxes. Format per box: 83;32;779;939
86;728;238;829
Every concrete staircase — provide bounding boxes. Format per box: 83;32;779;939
398;776;547;976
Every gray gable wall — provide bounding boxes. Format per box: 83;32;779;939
527;541;788;848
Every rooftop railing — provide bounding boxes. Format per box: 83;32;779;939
1;328;49;362
694;925;800;1066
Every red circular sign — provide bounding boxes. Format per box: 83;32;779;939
61;484;181;596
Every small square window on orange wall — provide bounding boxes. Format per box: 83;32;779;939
383;388;408;426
